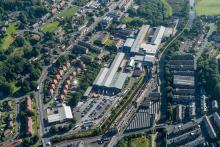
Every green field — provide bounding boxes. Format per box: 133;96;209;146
41;21;60;33
59;6;79;18
121;16;146;23
118;136;151;147
196;0;220;16
161;0;173;17
0;22;18;50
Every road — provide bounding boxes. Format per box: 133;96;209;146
34;0;126;146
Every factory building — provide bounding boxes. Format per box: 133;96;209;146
130;25;150;55
122;25;166;67
150;26;166;45
92;52;128;95
203;115;217;139
123;38;135;53
131;55;156;67
213;112;220;129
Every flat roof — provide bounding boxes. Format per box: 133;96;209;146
124;38;135;48
132;55;155;63
47;104;73;123
140;43;158;55
84;86;92;97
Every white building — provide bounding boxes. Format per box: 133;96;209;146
47;104;73;123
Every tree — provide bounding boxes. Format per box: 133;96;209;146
68;93;81;107
49;126;58;134
14;36;25;47
0;82;13;96
19;12;27;24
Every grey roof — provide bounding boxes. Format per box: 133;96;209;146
170;128;201;145
93;68;109;86
203;115;217;139
103;53;125;87
189;102;196;117
126;109;151;131
151;26;165;45
173;75;195;86
124;38;135;48
84;86;92;97
130;25;150;53
93;52;127;90
213;112;220;129
169;121;198;135
181;136;205;147
111;72;128;89
144;55;156;63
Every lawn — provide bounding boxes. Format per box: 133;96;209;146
0;22;18;50
118;135;151;147
104;39;113;46
121;16;146;24
0;35;15;50
161;0;173;17
41;21;60;33
196;0;220;16
59;6;79;18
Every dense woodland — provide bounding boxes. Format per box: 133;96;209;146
0;55;42;98
127;0;169;25
0;0;48;21
197;54;220;100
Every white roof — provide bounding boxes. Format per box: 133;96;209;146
140;43;158;55
151;26;165;45
131;25;150;53
111;72;128;89
47;104;73;123
124;38;135;48
128;59;135;67
93;53;125;88
132;55;155;64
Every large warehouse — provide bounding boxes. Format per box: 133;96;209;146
130;25;150;54
92;52;128;95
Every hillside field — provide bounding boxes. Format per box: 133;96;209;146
196;0;220;16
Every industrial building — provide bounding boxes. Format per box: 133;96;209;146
130;25;150;54
170;54;196;104
123;38;135;53
131;55;156;67
47;104;73;123
173;75;195;88
203;115;217;139
121;25;167;67
213;112;220;129
150;26;166;45
92;52;128;95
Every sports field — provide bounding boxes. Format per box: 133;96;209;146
41;21;59;33
195;0;220;16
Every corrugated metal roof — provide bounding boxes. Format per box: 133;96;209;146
173;75;195;86
103;53;125;87
93;68;109;86
130;25;150;53
124;38;135;48
111;72;128;89
93;52;126;89
151;26;165;45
